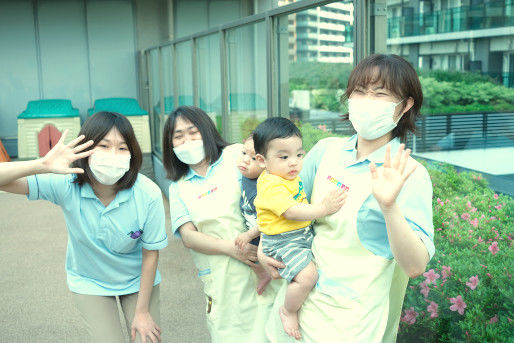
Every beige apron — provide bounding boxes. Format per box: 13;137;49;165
176;144;280;343
266;138;409;343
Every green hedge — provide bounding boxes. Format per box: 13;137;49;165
420;77;514;114
289;62;514;115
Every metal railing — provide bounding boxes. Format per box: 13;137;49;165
302;111;514;152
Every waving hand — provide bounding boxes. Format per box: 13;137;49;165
41;129;94;174
369;144;417;209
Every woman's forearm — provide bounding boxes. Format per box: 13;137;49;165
0;159;46;186
179;222;234;256
135;249;159;313
382;203;429;278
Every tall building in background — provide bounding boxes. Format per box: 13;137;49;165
387;0;514;87
279;1;354;63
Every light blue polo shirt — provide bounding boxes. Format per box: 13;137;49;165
300;135;435;260
27;173;168;296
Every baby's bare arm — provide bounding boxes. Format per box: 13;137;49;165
283;189;347;221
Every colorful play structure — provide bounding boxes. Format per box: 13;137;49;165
14;97;151;160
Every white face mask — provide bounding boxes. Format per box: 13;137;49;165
348;98;404;140
89;151;131;186
173;140;205;165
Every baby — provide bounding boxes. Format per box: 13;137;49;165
253;117;346;340
235;134;272;295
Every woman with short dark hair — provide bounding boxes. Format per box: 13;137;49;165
261;54;435;342
163;106;278;343
0;111;168;342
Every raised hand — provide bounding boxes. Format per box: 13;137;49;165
369;144;417;209
41;129;94;174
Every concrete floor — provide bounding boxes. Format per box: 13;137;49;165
0;191;210;343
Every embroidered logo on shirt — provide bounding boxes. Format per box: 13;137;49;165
198;186;218;199
327;175;350;191
128;229;144;239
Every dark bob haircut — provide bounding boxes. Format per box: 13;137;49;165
343;54;423;141
253;117;302;156
72;111;142;191
162;106;229;181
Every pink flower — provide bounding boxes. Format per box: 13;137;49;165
467;201;473;209
317;124;327;132
461;213;470;220
488;242;499;255
494;194;499;199
478;236;484;243
423;269;440;285
489;315;498;324
449;295;467;315
442;265;451;279
495;204;502;210
466;275;479;290
401;307;419;325
419;282;430;298
470;218;478;228
427;301;439;318
471;207;477;213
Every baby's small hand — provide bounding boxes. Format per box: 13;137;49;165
322;189;347;215
235;232;252;251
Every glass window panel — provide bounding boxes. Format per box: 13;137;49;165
161;45;174;115
176;41;194;107
279;1;355;151
196;33;222;133
226;22;268;143
386;0;514;156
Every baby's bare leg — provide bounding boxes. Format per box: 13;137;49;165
280;261;318;340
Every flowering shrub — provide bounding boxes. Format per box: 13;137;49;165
398;163;513;342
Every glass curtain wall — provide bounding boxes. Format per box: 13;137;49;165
280;1;355;151
143;0;356;152
196;33;222;131
176;42;194;107
226;22;268;143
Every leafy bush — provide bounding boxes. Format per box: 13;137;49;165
289;61;514;115
420;77;514;114
417;70;498;84
398;163;513;342
240;117;262;142
289;61;353;91
311;89;343;112
296;121;346;152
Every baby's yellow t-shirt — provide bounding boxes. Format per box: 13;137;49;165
255;171;311;235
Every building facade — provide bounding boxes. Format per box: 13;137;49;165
387;0;514;87
279;1;354;63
